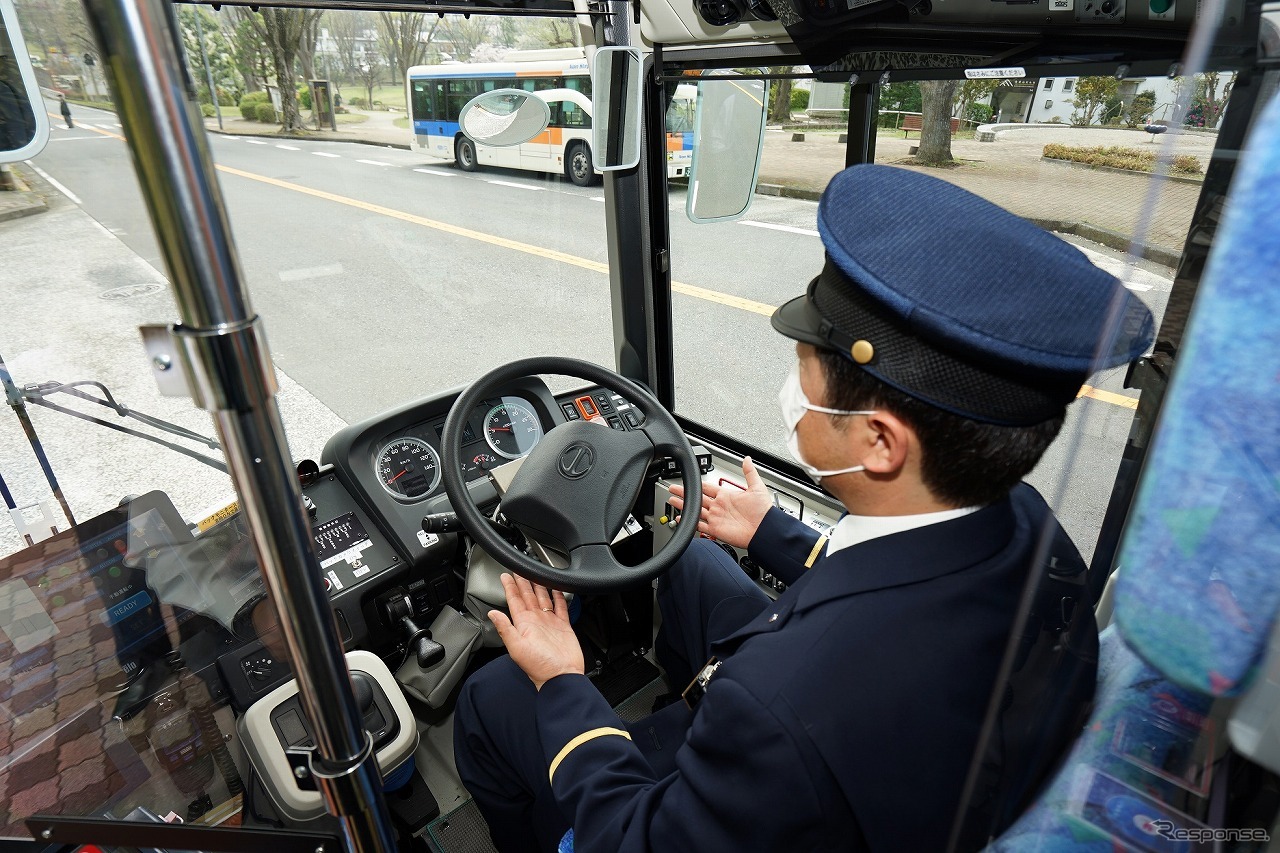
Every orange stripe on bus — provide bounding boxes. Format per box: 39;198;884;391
526;128;564;145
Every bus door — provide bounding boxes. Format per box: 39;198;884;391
511;78;560;169
410;78;451;157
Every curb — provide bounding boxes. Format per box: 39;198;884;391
0;196;47;223
204;125;411;151
756;183;822;202
1025;217;1181;268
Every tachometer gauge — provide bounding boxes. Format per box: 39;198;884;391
484;401;543;459
376;437;441;501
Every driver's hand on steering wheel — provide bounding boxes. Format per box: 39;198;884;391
489;573;585;691
669;456;773;550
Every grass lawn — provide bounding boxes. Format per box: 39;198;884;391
393;117;410;130
343;84;406;110
335;113;369;124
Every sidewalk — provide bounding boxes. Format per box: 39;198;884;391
203;106;412;150
0;166;48;223
757;126;1205;263
0;172;346;559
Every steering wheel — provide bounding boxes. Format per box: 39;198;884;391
440;357;703;594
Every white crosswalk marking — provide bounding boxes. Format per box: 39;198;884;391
313;152;341;158
413;168;454;177
243;139;268;145
357;159;391;166
276;144;300;151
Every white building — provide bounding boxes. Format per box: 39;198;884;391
1020;73;1234;127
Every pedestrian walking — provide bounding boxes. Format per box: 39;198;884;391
59;93;72;128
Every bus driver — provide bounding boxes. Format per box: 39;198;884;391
453;164;1155;852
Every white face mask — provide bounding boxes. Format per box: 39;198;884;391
777;363;875;483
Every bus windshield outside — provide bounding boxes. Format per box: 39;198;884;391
407;48;695;186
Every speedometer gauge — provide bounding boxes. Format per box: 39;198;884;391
484;401;543;459
376;437;441;501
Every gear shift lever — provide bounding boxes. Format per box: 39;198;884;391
383;593;445;668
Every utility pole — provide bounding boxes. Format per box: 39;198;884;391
193;10;222;129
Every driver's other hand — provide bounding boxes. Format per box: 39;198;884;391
488;573;585;691
669;456;773;551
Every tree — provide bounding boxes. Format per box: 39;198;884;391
1185;71;1234;128
324;11;373;85
878;81;921;114
257;8;321;131
1125;89;1156;127
513;18;579;49
768;67;793;124
913;79;960;165
225;8;271;93
377;12;436;82
1070;76;1119;126
299;14;321;84
437;17;493;61
954;79;999;125
177;6;240;105
355;46;382;112
470;44;512;63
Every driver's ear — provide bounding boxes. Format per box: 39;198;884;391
859;411;912;476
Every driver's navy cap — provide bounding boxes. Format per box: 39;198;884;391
771;164;1155;425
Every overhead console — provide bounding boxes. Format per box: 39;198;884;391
652;0;1255;72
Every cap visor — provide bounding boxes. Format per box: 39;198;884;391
771;294;829;349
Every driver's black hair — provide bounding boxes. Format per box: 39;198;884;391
816;348;1066;508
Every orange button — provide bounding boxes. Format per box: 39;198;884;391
575;396;599;419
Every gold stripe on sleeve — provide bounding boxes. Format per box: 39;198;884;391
804;536;829;569
548;727;633;785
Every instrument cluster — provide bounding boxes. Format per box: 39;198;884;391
373;395;545;503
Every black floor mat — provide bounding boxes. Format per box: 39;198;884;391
427;799;499;853
591;655;663;708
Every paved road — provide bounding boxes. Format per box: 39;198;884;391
6;100;1179;560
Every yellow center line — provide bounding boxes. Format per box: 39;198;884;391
1078;385;1139;409
728;80;765;108
216;164;781;316
74;144;1133;412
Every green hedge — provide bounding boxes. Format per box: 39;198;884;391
255;103;278;124
1043;143;1202;176
239;91;269;120
200;103;215;118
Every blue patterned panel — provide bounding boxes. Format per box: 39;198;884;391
1114;91;1280;696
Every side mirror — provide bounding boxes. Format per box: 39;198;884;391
687;76;769;223
0;0;50;163
458;88;551;148
591;46;643;172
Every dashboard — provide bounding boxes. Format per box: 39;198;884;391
215;377;652;710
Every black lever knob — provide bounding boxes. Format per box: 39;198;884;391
399;616;446;668
350;671;375;713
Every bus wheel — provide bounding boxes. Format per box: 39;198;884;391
455;137;478;172
566;143;597;187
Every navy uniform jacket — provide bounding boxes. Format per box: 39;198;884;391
533;484;1095;851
